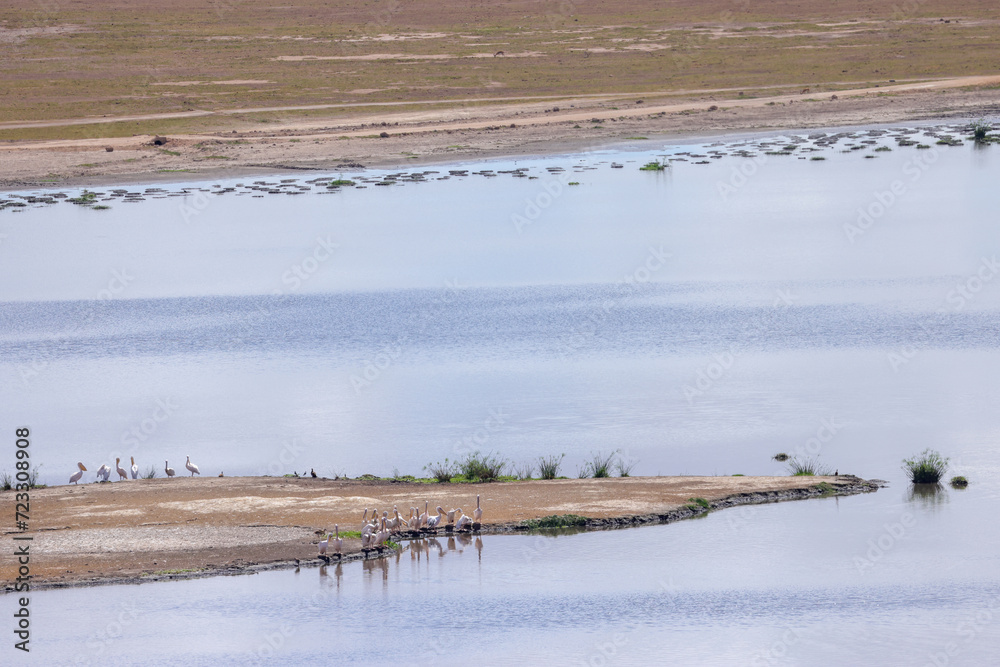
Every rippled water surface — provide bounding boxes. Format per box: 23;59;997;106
3;124;1000;664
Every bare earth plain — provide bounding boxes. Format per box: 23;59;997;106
2;475;878;589
1;0;1000;186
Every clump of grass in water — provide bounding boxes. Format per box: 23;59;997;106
787;457;832;476
902;448;949;484
537;453;565;480
950;476;969;488
970;119;992;143
521;514;589;529
424;459;456;483
457;451;509;482
640;160;666;171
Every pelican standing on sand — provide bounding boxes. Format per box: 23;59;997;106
333;525;343;556
164;460;175;477
474;494;482;524
318;532;330;556
96;464;111;482
69;462;87;485
130;456;139;479
185;456;200;477
455;513;472;531
426;506;445;529
115;458;128;481
446;507;458;525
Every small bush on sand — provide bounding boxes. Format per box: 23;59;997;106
788;457;832;476
902;449;949;484
582;451;618;478
424;459;455;483
537;454;565;480
458;451;509;482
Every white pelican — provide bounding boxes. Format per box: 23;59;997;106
115;458;128;481
69;462;87;485
426;506;445;529
419;501;429;529
185;455;200;476
333;525;343;556
130;456;139;480
96;464;111;482
473;494;482;524
446;507;458;525
455;513;472;531
318;532;330;556
361;531;372;549
361;509;373;535
164;460;175;477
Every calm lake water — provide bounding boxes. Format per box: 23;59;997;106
3;122;1000;664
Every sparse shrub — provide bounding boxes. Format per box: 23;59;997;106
950;476;969;488
902;449;949;484
615;456;637;477
971;119;991;143
788;457;832;476
582;451;618;478
457;451;509;482
514;462;534;480
537;454;565;480
143;466;157;479
1;471;11;491
423;459;455;483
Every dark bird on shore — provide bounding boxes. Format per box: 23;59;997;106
218;471;224;477
835;470;839;476
310;468;317;478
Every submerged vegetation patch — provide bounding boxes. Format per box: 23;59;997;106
520;514;590;529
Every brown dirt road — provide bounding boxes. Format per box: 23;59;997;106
1;475;877;589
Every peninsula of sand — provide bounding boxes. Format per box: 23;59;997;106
2;475;880;590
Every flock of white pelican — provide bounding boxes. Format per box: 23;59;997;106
68;455;201;484
317;495;484;560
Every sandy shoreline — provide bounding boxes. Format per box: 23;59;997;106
1;475;881;590
2;77;999;191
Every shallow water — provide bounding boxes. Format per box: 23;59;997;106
27;483;1000;666
3;123;1000;664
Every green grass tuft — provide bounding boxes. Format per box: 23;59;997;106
902;448;949;484
520;514;589;529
